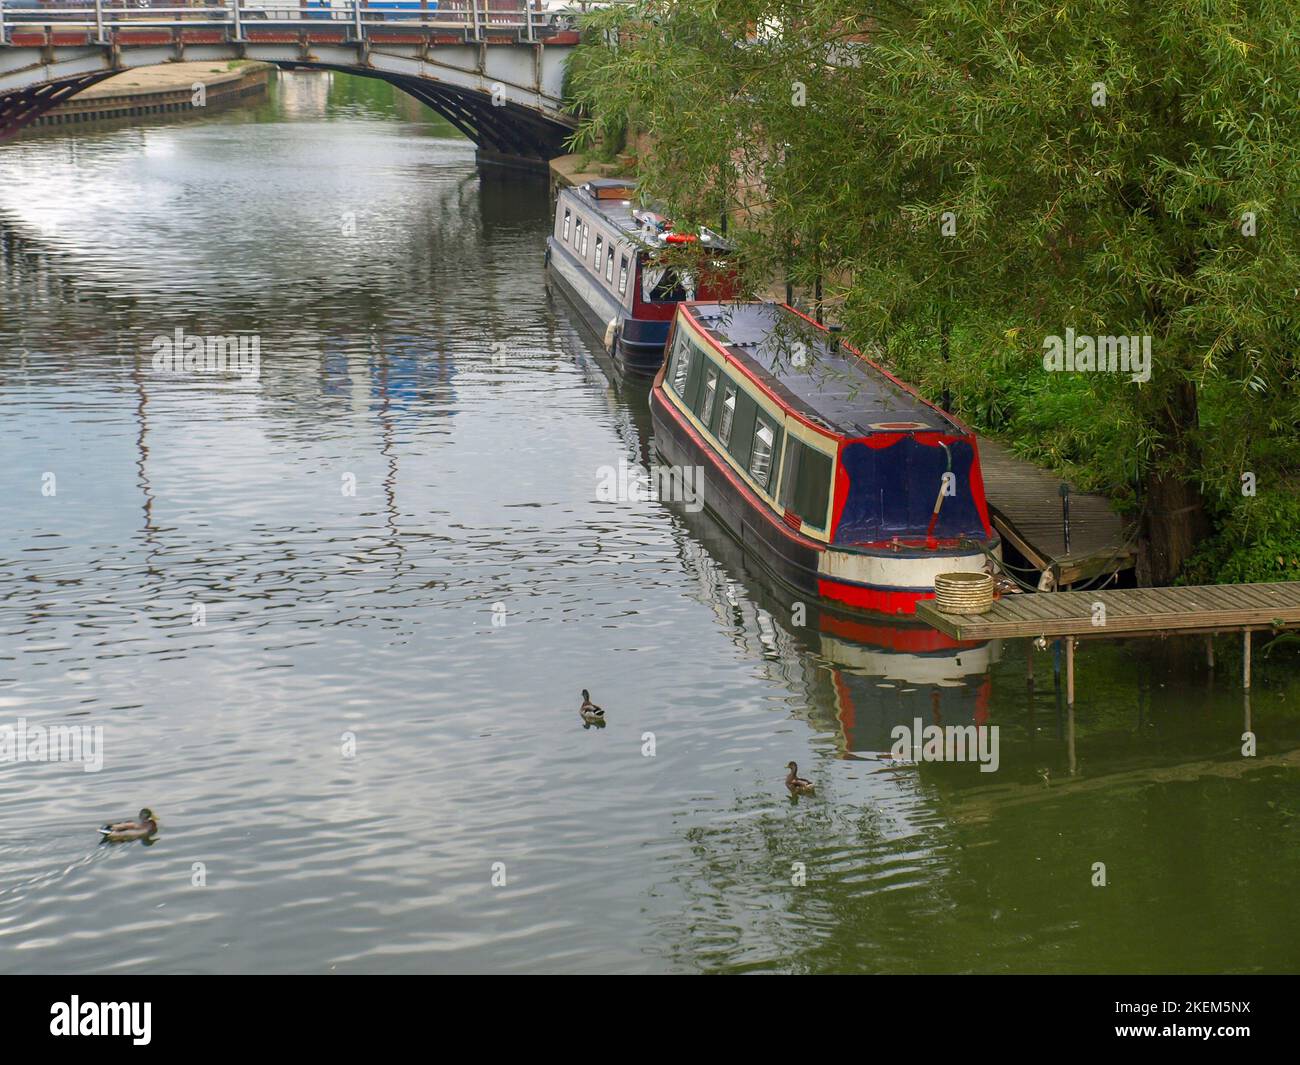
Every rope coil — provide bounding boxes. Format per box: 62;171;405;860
934;571;995;614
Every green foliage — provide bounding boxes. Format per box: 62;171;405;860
1181;491;1300;584
562;27;632;158
568;0;1300;582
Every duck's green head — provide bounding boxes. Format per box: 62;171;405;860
582;689;590;701
139;808;157;824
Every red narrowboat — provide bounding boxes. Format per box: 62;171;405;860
650;302;1000;615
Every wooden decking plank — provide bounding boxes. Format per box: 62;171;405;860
1204;584;1259;605
1015;594;1080;622
1013;600;1076;624
1086;589;1151;616
993;596;1048;621
1234;585;1293;610
1253;582;1300;604
1124;589;1196;616
1022;595;1082;622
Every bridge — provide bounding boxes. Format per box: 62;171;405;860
0;1;606;168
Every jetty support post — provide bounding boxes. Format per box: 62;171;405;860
1067;696;1077;777
1065;636;1078;775
1243;628;1252;690
1059;483;1071;554
1206;634;1215;671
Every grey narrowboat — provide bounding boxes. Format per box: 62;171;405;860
545;178;736;374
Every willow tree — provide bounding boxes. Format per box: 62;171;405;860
568;0;1300;585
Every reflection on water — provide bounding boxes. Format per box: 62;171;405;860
1;72;1298;974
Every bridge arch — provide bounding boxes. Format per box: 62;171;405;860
276;61;572;165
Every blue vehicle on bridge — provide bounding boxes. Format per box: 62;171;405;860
240;1;441;19
225;2;443;21
300;1;439;16
287;2;582;26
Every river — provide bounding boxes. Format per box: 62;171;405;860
1;70;1297;974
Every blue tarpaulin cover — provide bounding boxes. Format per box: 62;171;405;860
835;436;989;544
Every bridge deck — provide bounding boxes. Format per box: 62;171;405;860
3;28;580;47
0;7;582;161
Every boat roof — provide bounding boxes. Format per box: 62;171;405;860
565;181;640;235
681;302;968;439
562;181;731;253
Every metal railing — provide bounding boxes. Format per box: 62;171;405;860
0;1;621;46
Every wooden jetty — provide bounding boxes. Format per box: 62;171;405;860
916;581;1300;699
976;436;1135;587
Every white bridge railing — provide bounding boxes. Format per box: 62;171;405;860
0;1;620;45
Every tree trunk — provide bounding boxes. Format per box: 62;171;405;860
1138;379;1210;585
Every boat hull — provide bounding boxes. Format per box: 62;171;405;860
546;237;668;375
650;385;995;617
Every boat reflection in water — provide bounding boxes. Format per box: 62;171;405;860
670;488;1001;760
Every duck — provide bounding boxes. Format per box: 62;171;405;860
579;689;605;724
99;808;159;842
785;761;815;795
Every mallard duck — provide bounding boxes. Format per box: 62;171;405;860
99;808;159;842
785;761;815;795
580;689;605;724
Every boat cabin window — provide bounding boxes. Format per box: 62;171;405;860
718;384;737;447
749;418;776;490
594;234;603;268
725;390;758;470
670;333;693;396
701;366;719;425
574;216;583;247
778;437;834;531
605;248;615;283
562;208;571;242
618;255;629;295
581;224;590;257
